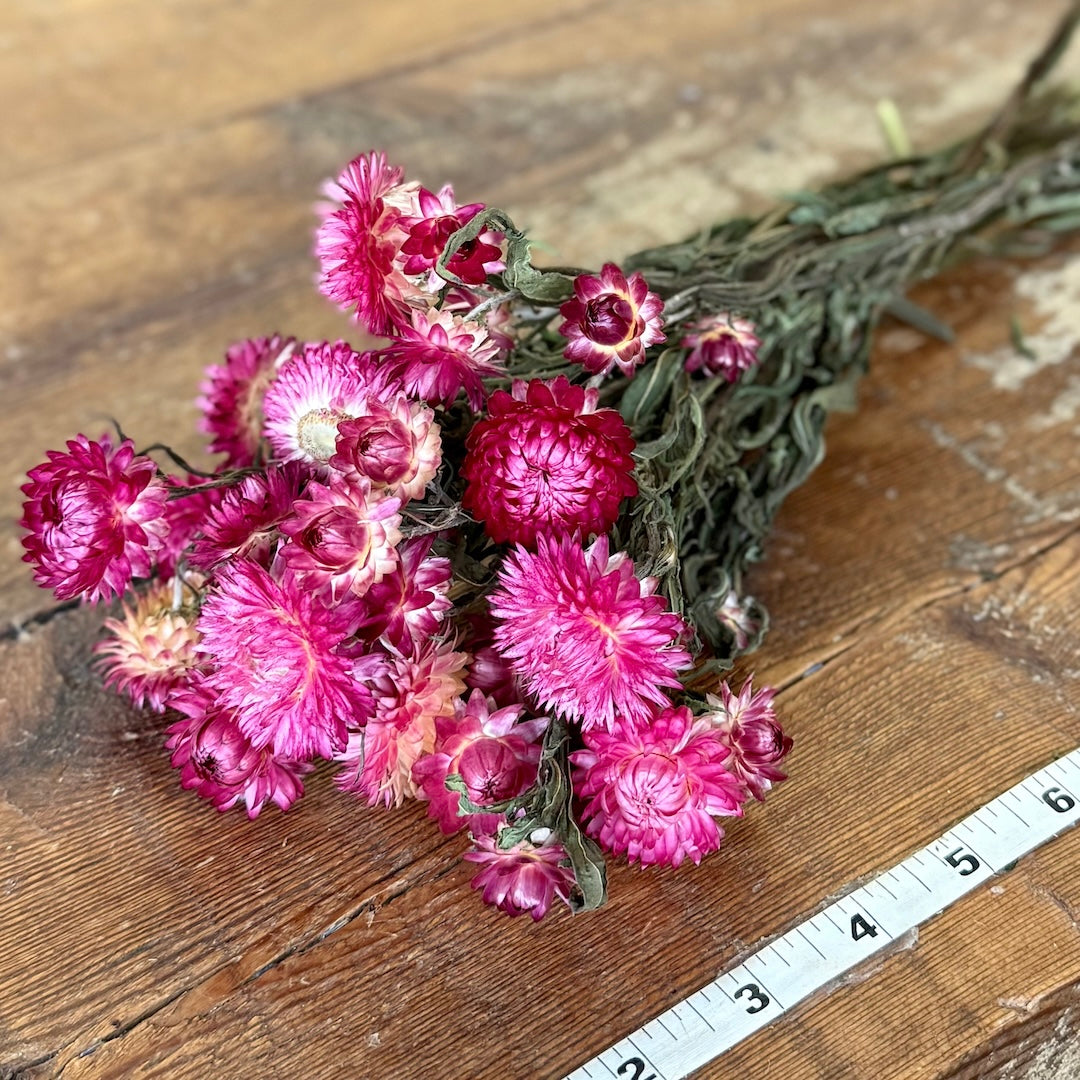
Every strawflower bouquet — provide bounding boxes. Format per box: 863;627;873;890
18;9;1080;919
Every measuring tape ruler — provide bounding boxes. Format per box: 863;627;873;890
565;746;1080;1080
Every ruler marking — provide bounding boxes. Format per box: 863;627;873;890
655;1018;676;1040
900;862;933;893
1003;802;1030;826
686;999;714;1031
876;879;898;900
770;944;791;967
795;925;827;960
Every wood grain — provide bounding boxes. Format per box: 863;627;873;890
2;1;1080;1078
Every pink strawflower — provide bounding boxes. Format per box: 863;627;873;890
399;184;503;288
262;340;392;469
443;286;517;353
156;474;226;579
380;308;505;410
329;394;442;502
461;376;638;547
336;639;468;807
714;589;761;652
558;263;665;378
197;560;372;760
412;689;547;834
167;673;311;818
188;462;305;571
681;313;760;381
464;827;575;921
20;434;168;603
572;705;746;867
198;334;295;467
279;474;402;601
703;678;792;801
349;535;452;655
489;534;693;732
315;151;425;335
94;576;202;712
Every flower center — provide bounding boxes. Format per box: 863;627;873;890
583;295;635;346
297;407;349;461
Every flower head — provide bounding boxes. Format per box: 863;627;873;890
489;534;693;731
198;334;295;467
20;434;168;603
464;827;576;921
558;263;665;378
713;589;762;653
315;151;425;335
197;560;372;760
681;313;760;381
94;576;202;712
380;308;504;410
703;678;791;801
572;705;746;867
461;376;637;547
167;673;311;818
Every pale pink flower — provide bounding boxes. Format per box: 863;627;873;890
167;674;311;818
315;151;425;335
572;705;746;867
329;394;441;502
461;376;637;546
20;434;168;603
703;678;791;801
336;639;468;806
279;474;402;601
262;340;391;469
188;462;305;571
558;263;665;378
412;689;547;834
197;560;373;760
714;589;761;653
489;534;693;731
443;286;517;353
464;827;575;921
380;308;505;410
198;334;295;467
681;313;760;381
94;576;202;712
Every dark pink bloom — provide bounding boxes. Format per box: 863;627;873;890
20;434;168;603
188;462;305;571
704;679;791;801
279;474;402;601
399;184;503;287
681;313;760;381
489;534;693;732
197;560;373;760
349;535;452;655
412;689;547;834
197;334;295;467
167;674;311;818
95;577;201;712
572;706;746;867
558;263;665;378
461;376;637;547
315;151;425;335
156;474;225;579
380;308;504;410
464;828;575;920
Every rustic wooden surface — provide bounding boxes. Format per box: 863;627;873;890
3;1;1080;1077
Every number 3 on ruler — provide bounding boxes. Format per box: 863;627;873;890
734;983;771;1013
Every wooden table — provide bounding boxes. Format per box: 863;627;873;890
3;1;1080;1076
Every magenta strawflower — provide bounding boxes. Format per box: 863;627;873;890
279;474;402;601
336;639;468;807
412;689;547;834
94;576;202;712
489;534;693;731
380;308;505;410
315;151;425;335
198;334;295;467
703;678;792;801
197;560;372;760
156;474;225;579
20;434;168;603
464;827;576;921
399;184;503;287
461;375;638;547
681;313;761;381
167;674;311;818
188;462;305;571
558;262;665;378
572;705;746;867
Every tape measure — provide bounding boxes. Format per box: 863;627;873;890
565;746;1080;1080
